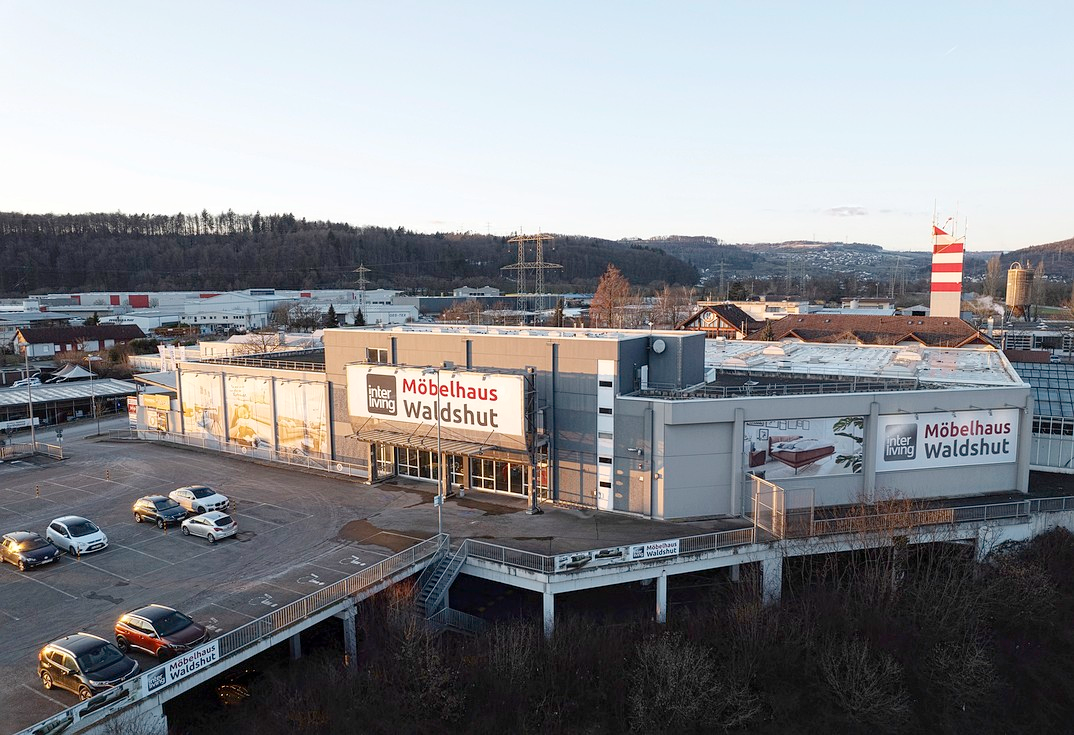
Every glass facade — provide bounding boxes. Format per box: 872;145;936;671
383;449;533;496
1011;362;1074;420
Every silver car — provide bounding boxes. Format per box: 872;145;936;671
180;512;237;543
46;516;109;555
169;485;230;514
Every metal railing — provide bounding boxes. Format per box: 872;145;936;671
635;379;925;400
0;441;63;460
126;431;369;479
430;606;487;634
465;538;556;573
15;534;447;735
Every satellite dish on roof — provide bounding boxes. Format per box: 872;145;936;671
651;338;666;354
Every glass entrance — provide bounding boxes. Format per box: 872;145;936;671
375;444;396;479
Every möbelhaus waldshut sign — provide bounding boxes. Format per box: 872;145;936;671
347;365;526;441
875;408;1019;472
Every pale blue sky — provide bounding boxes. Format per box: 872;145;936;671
2;2;1071;251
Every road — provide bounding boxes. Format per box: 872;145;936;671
0;423;429;734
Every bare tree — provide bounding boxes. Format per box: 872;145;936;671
440;299;484;324
589;264;633;329
984;255;1003;298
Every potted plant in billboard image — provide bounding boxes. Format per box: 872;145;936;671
832;416;865;473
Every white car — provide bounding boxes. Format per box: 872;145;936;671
180;512;237;544
169;485;230;514
46;516;109;555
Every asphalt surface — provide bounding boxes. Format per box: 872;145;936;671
0;418;429;734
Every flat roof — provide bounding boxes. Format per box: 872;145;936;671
328;324;682;342
704;340;1024;388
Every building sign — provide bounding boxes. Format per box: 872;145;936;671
744;416;864;479
347;365;525;440
629;539;680;561
143;394;171;411
127;397;138;428
875;409;1019;472
142;640;220;695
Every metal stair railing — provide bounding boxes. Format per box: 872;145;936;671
417;541;470;617
430;606;487;634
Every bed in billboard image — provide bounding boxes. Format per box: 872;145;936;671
744;416;863;479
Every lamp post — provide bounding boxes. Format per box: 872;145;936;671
23;345;35;449
423;367;443;535
86;355;102;435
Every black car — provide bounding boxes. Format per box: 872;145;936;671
39;633;140;701
133;495;187;528
0;531;62;571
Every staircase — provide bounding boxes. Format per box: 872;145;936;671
416;541;469;618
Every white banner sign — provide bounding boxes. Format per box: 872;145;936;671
142;640;220;695
875;409;1019;472
629;539;680;561
347;365;525;439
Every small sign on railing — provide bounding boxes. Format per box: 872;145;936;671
629;539;680;561
143;640;220;695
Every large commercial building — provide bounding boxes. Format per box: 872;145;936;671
162;325;1032;520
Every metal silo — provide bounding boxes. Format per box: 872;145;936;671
1005;262;1032;319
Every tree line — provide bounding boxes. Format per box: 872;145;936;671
0;211;698;296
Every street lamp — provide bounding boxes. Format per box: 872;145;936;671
86;355;103;435
22;345;35;450
422;366;443;536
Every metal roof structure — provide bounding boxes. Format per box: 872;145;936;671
0;378;139;408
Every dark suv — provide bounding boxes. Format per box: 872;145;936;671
115;604;210;660
39;633;140;701
132;495;187;528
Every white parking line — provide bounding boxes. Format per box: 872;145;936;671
20;683;66;706
209;602;255;620
71;558;130;582
110;544;174;563
0;567;77;599
0;608;19;621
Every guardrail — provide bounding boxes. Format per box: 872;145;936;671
15;534;447;735
123;431;369;480
0;441;64;460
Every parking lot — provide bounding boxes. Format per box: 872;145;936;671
0;429;431;733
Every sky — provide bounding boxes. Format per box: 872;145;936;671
2;2;1072;252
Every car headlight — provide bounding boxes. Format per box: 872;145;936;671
86;679;109;688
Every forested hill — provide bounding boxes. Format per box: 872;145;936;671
0;211;698;296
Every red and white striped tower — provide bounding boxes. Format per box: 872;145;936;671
929;223;965;317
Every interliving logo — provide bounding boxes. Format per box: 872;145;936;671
366;374;397;415
884;423;917;462
145;669;167;693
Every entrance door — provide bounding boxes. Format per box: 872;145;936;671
374;444;396;480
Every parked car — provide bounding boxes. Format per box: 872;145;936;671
181;511;237;543
0;531;62;571
132;495;187;528
169;485;230;514
38;633;140;701
46;516;109;555
114;604;210;660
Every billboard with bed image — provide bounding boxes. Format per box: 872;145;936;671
744;416;864;479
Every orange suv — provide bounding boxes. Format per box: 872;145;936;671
114;604;210;661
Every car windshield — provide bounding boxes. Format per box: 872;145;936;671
76;643;125;673
18;537;51;551
154;611;194;637
153;499;181;511
67;520;100;537
190;488;214;499
215;515;234;526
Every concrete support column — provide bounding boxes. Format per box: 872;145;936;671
342;605;357;672
729;563;741;583
656;572;667;624
289;632;302;660
761;555;783;605
864;402;879;501
731;407;745;516
542;590;555;639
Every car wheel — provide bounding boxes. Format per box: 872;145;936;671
41;671;54;690
195;505;205;514
208;534;217;544
69;545;79;556
181;526;190;536
156;518;165;529
116;635;130;653
78;686;92;701
134;513;142;523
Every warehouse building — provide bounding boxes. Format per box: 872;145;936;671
164;325;1032;520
